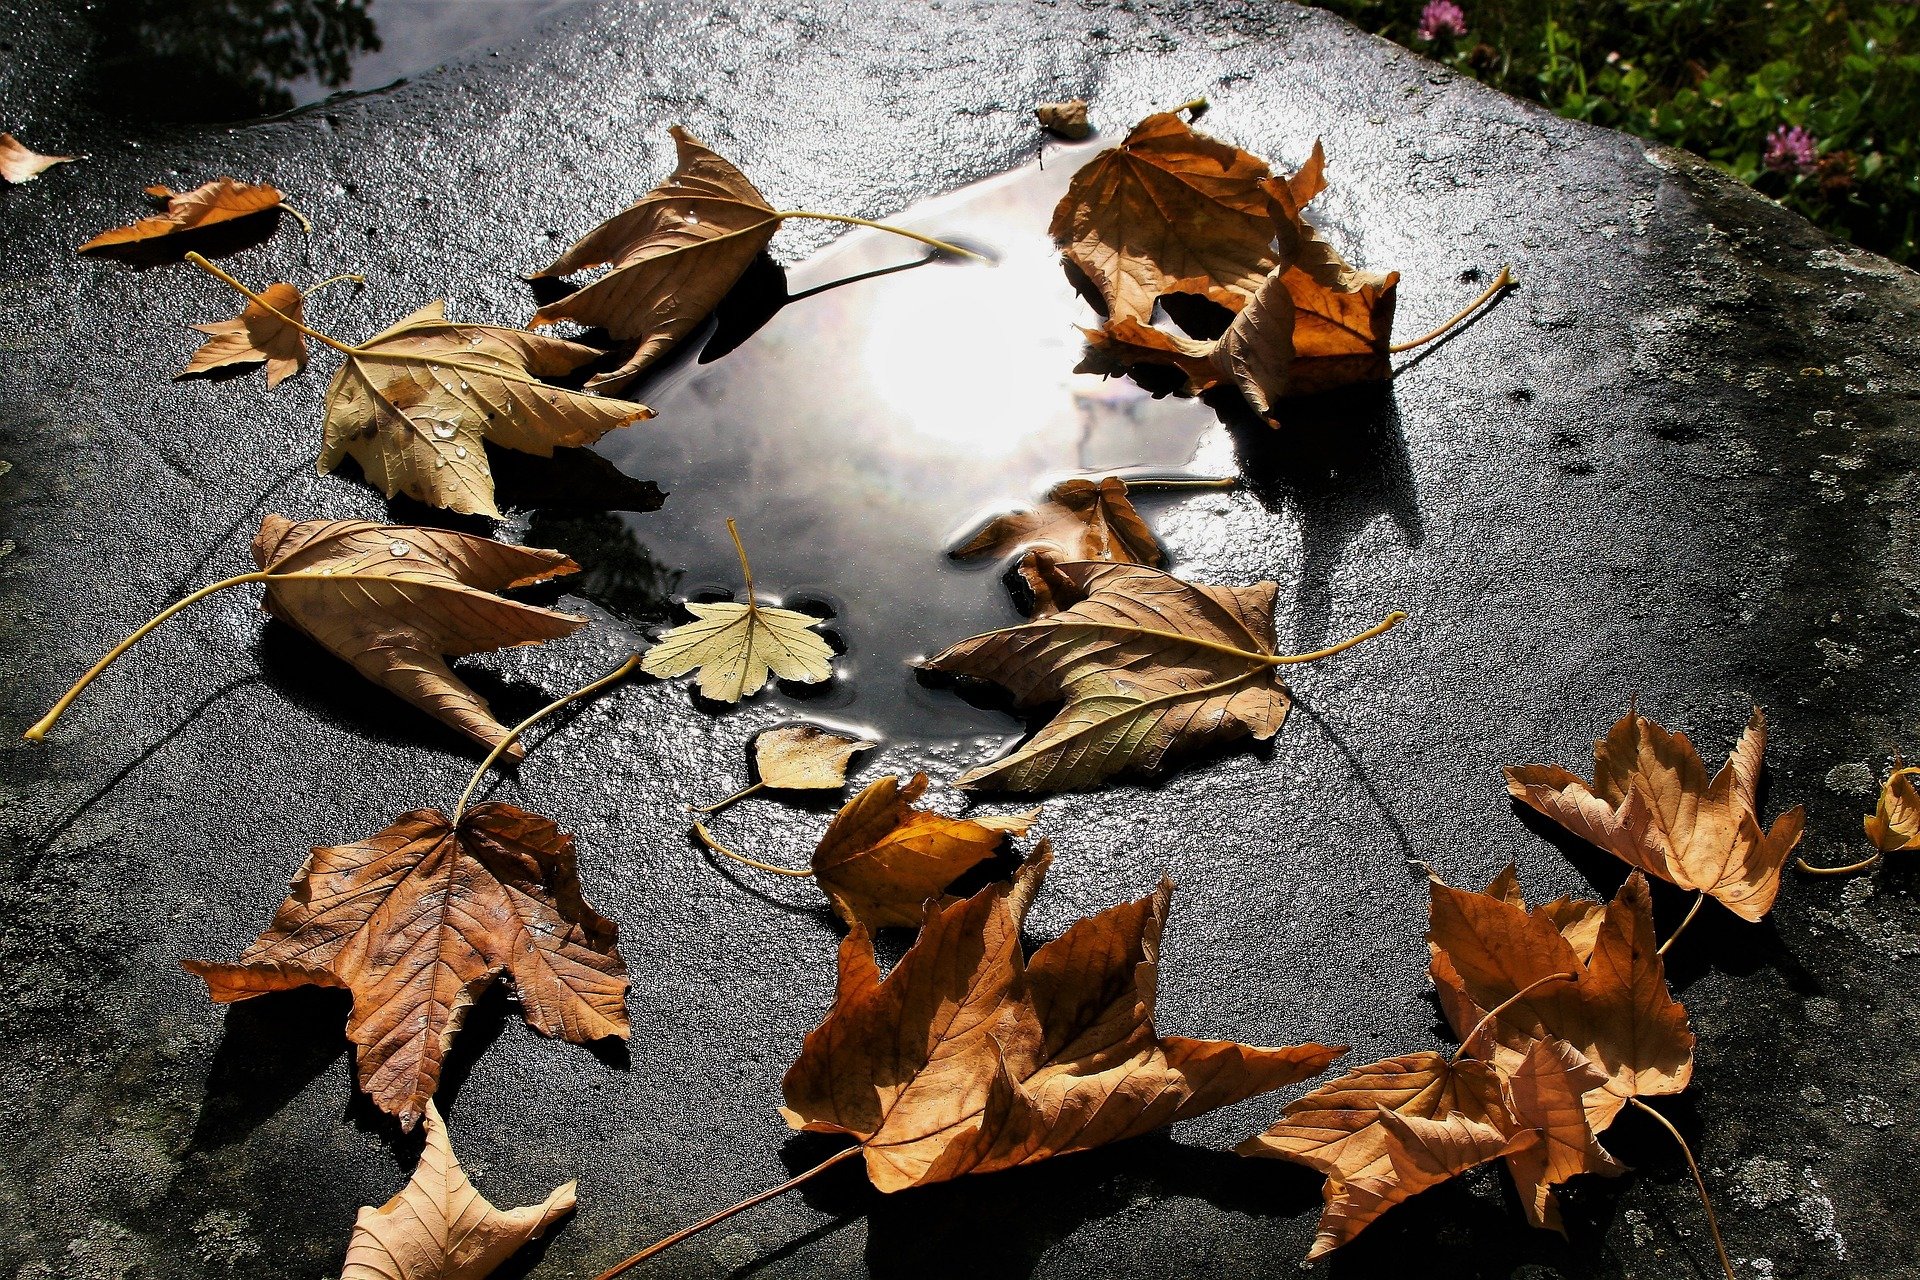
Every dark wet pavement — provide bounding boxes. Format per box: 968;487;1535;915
2;2;1917;1278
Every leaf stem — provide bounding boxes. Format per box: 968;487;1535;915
1796;850;1883;876
1452;971;1575;1063
24;568;420;742
1389;266;1514;353
278;199;314;234
774;211;987;262
1269;611;1408;664
1627;1097;1736;1280
453;654;640;824
953;610;1406;670
593;1144;862;1280
696;781;765;815
303;272;364;297
1173;97;1209;117
1657;891;1705;956
186;252;357;354
1118;476;1238;492
726;517;756;600
692;820;813;877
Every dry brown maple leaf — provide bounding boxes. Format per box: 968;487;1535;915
953;477;1164;569
1035;99;1091;140
178;281;308;386
185;803;628;1129
1050;105;1295;321
781;849;1342;1190
1505;705;1805;922
343;1100;575;1280
252;515;585;756
1238;1051;1535;1259
79;177;291;251
922;559;1401;792
1427;867;1694;1131
318;299;653;518
810;772;1039;928
0;133;74;184
529;127;777;394
1502;1035;1624;1231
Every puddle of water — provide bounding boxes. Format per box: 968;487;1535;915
80;0;593;122
533;138;1233;744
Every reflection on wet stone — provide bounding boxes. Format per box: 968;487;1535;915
575;139;1231;741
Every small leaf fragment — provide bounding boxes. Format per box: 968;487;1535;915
1502;1036;1624;1232
754;724;875;791
342;1100;575;1280
1034;99;1091;140
812;772;1038;928
252;514;586;756
954;477;1163;568
318;300;653;519
80;177;285;251
1504;705;1806;921
782;850;1342;1190
0;133;74;184
178;281;307;386
185;804;629;1129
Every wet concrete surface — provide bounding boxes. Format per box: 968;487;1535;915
2;2;1918;1277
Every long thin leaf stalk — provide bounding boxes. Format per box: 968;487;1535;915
963;610;1406;670
1390;266;1515;353
774;211;986;261
692;820;813;877
1627;1098;1736;1280
593;1145;862;1279
25;569;432;741
1657;891;1706;956
695;781;766;815
452;654;640;824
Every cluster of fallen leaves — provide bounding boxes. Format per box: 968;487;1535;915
21;95;1880;1280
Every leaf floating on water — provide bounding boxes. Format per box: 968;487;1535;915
1034;99;1091;140
0;133;74;184
811;772;1038;929
782;850;1342;1187
531;127;780;394
80;177;289;251
922;559;1403;792
642;519;835;702
1504;705;1805;922
342;1101;575;1280
185;804;629;1129
953;477;1163;569
178;281;309;387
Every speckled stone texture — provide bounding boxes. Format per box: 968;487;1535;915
2;2;1917;1277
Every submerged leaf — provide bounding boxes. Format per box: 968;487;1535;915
954;477;1163;569
318;300;653;518
530;126;779;393
185;805;628;1128
0;133;73;184
811;773;1038;928
342;1101;575;1280
782;851;1341;1190
80;177;285;251
178;281;307;386
1505;706;1805;921
252;515;585;756
921;560;1293;792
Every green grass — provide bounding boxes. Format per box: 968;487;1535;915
1315;0;1920;264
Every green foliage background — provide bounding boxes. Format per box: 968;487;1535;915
1316;1;1920;264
